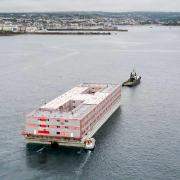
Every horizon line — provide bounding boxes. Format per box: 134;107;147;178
0;10;180;14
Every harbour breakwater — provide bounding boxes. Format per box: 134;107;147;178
0;29;128;36
29;31;111;35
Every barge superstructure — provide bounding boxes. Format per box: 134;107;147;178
23;83;121;149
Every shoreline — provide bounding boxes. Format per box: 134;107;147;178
46;28;128;32
0;31;112;36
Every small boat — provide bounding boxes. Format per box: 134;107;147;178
84;138;95;150
122;70;141;87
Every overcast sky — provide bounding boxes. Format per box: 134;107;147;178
0;0;180;12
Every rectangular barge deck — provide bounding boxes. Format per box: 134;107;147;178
23;83;121;148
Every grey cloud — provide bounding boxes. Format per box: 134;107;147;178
0;0;180;12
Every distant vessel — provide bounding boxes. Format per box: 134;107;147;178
122;70;141;87
23;83;121;150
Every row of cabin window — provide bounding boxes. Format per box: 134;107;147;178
39;125;49;127
38;119;69;122
81;103;108;128
38;119;50;121
57;126;68;129
81;95;119;130
57;120;69;122
82;101;118;135
85;95;112;119
39;125;69;128
82;109;104;130
81;91;120;130
84;92;117;120
40;130;67;135
81;95;118;135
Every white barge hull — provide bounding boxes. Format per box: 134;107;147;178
24;83;121;149
25;100;120;148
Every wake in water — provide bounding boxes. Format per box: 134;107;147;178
36;146;46;153
75;151;92;179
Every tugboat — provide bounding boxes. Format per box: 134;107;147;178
122;70;141;87
84;138;96;150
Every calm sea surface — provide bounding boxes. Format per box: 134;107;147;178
0;26;180;180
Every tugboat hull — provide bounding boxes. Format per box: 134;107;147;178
122;76;141;87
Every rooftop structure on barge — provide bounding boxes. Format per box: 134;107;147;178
23;83;121;150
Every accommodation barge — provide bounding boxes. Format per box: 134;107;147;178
23;83;121;149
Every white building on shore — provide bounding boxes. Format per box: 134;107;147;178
0;24;20;32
